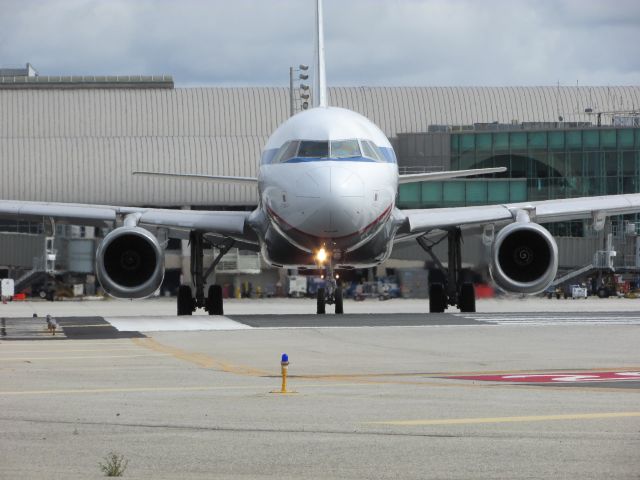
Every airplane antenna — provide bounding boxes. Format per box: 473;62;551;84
313;0;328;108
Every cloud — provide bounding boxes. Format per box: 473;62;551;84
0;0;638;86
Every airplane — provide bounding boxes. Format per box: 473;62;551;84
3;0;640;316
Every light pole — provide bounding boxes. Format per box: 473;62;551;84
289;64;309;117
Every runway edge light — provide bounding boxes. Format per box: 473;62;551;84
270;353;297;394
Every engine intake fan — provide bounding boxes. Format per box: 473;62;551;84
96;226;164;298
490;221;558;294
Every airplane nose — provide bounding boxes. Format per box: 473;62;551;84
294;165;364;198
292;166;365;237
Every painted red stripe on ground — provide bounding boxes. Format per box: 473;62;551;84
446;372;640;383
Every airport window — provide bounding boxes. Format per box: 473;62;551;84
476;133;492;151
528;132;547;149
510;132;526;150
398;182;420;205
493;132;509;151
331;140;361;159
586;152;601;176
450;135;459;153
460;134;475;152
459;152;477;170
531;153;548;178
528;178;549;201
619;129;634;148
408;128;640;234
397;179;528;208
622;151;636;175
510;181;527;201
443;181;465;205
601;129;617;149
549;152;565;177
298;141;329;158
606;176;618;195
566;130;582;149
623;176;637;193
510;155;527;177
360;140;383;161
569;152;583;177
421;182;442;204
488;181;509;203
583;130;599;149
466;181;487;204
604;151;618;176
548;131;564;149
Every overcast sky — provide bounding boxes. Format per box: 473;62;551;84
1;0;639;87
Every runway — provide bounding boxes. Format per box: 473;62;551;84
1;298;640;478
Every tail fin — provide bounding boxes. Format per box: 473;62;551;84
312;0;327;107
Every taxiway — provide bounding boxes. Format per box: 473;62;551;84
1;297;639;479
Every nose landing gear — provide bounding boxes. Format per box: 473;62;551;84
316;261;343;315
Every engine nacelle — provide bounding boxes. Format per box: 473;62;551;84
490;221;558;294
96;226;164;298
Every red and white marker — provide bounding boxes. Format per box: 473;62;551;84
446;371;640;383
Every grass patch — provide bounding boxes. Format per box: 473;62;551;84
99;452;129;477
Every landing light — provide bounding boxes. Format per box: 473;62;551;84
316;247;328;264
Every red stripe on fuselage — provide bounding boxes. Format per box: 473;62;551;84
266;203;392;242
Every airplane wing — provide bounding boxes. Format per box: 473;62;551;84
132;171;258;185
398;167;506;184
396;193;640;239
0;199;257;241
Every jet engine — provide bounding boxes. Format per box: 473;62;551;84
96;226;164;298
490;221;558;294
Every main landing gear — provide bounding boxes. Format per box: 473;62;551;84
417;227;476;314
177;232;234;316
316;262;344;315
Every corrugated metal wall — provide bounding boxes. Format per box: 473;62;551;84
1;86;639;206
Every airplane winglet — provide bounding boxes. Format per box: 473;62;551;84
313;0;328;108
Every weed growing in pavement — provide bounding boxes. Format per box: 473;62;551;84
98;452;129;477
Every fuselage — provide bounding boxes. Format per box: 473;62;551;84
251;107;400;268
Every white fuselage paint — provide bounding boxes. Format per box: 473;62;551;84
252;106;400;268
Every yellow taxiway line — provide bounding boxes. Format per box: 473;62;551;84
369;412;640;426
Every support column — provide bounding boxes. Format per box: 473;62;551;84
180;206;191;285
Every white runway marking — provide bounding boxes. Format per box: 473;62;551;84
455;313;640;326
106;316;253;332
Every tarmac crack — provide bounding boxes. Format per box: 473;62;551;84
2;416;638;441
0;416;464;439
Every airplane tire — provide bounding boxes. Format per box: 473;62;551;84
177;285;194;316
317;287;326;314
429;283;446;313
459;282;476;313
206;285;224;315
335;287;344;314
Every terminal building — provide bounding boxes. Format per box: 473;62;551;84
1;65;640;296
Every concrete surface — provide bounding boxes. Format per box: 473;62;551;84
1;298;639;479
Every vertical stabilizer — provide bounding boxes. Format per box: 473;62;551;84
312;0;327;107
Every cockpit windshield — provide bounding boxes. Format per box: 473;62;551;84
298;141;329;158
360;140;383;162
331;140;360;158
270;138;386;163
